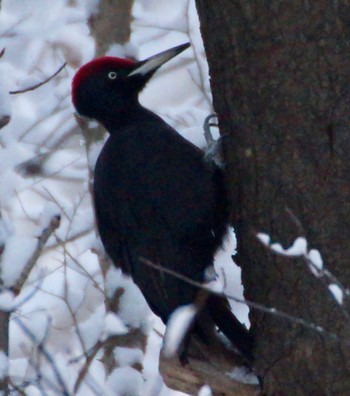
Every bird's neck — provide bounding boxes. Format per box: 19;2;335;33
98;101;158;134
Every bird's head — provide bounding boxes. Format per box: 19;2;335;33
72;43;190;123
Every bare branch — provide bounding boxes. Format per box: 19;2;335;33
14;317;70;395
139;257;349;346
54;234;104;293
12;215;61;295
0;115;10;130
73;340;103;394
9;63;67;95
11;276;44;310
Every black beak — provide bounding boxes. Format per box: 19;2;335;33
128;43;190;78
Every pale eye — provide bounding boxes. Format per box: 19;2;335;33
108;71;117;80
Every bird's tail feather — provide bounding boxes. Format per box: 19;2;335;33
206;294;254;364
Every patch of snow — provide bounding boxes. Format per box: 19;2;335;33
270;237;307;256
215;228;249;328
101;312;128;341
0;290;15;311
308;249;323;271
256;232;270;246
23;385;41;396
78;306;105;350
104;366;143;396
198;385;212;396
39;202;60;229
163;304;197;358
227;366;260;385
119;282;152;332
328;284;344;305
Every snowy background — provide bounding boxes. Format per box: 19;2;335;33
0;0;248;394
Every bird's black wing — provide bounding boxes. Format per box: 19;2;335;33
94;116;253;362
93;115;226;318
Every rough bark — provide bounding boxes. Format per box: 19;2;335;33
195;1;350;395
88;0;133;57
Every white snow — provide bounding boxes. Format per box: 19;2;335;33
257;232;271;246
270;237;307;256
215;228;249;327
104;366;143;396
328;284;344;305
102;312;128;340
77;305;105;350
198;385;212;396
227;366;260;385
308;249;323;271
162;304;197;358
258;233;308;257
39;202;61;229
0;290;15;311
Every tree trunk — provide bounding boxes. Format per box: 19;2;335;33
196;1;350;395
88;0;133;57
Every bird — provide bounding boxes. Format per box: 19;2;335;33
71;43;253;362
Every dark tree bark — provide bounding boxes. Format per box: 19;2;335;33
196;1;350;395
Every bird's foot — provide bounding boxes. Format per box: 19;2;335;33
203;114;225;168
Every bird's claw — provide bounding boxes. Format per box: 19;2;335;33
203;114;225;168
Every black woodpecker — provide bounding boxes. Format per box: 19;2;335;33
72;43;253;361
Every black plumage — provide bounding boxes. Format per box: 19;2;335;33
72;44;252;360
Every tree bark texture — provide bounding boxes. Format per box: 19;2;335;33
196;1;350;395
88;0;133;57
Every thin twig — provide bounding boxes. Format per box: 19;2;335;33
11;275;44;311
9;63;67;95
8;380;27;396
54;235;104;293
304;256;350;323
62;248;88;362
46;227;94;250
12;215;61;295
14;317;71;395
73;340;103;394
139;257;349;345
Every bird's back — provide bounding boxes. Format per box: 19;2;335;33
93;109;228;321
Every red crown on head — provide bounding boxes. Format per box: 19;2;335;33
72;56;135;105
